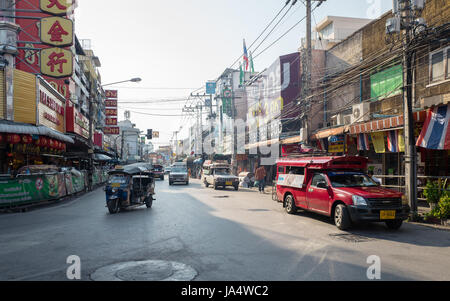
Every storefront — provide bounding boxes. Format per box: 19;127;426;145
0;71;74;174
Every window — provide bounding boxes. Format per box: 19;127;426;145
278;166;285;173
311;173;327;188
286;166;305;175
431;51;444;82
429;47;450;83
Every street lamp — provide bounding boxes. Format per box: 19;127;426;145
101;77;142;87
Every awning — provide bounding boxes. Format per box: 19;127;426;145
311;126;346;140
0;120;74;144
349;110;427;135
245;138;279;150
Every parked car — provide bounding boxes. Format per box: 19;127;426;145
275;156;410;230
169;163;189;185
204;163;239;190
152;164;164;180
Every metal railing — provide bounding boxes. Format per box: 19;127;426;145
375;175;450;201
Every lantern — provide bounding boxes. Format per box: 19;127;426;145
7;134;21;144
0;133;4;144
40;137;48;148
49;139;55;149
21;134;32;144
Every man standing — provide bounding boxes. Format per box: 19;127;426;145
255;164;267;193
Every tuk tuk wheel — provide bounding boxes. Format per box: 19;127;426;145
145;198;153;208
107;199;120;214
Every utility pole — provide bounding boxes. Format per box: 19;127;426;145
387;0;427;220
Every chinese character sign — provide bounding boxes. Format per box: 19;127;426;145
105;118;117;126
105;108;117;116
105;100;117;107
40;16;73;47
40;0;74;16
105;90;118;99
103;127;119;135
40;47;73;78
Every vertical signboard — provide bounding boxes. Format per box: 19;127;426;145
104;90;118;134
15;0;75;99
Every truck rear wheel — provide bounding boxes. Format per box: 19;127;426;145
334;204;351;230
285;194;297;214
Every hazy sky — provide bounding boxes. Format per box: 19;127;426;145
75;0;392;147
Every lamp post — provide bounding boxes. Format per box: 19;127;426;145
101;77;142;87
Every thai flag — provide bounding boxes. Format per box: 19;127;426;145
317;138;328;151
387;130;399;152
416;105;450;150
357;133;370;151
243;39;249;71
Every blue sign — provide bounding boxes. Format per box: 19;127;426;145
206;82;216;95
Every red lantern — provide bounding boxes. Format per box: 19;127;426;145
40;137;48;147
21;134;32;144
7;134;21;144
0;133;4;143
49;139;55;149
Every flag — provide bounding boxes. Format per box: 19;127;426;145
398;129;405;152
249;51;254;73
357;133;370;151
239;62;244;86
243;39;249;71
416;104;450;150
371;132;386;153
387;130;399;152
316;138;328;152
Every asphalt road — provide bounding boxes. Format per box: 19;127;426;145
0;178;449;281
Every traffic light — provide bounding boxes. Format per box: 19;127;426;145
147;129;152;139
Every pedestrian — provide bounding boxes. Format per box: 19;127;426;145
255;164;267;193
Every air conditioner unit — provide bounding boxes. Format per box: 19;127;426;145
343;114;352;125
412;0;426;11
336;113;345;126
351;102;370;124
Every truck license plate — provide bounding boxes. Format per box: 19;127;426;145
111;183;120;188
380;210;396;220
226;181;232;186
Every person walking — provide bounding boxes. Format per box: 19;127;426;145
255;164;267;193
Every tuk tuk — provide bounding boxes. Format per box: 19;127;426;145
105;163;155;214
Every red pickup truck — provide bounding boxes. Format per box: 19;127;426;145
276;156;410;230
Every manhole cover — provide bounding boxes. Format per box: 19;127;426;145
329;233;373;243
90;260;197;281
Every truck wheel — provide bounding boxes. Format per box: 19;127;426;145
334;204;351;230
145;198;153;208
169;181;173;185
214;182;218;190
285;194;297;214
107;199;120;214
385;220;403;230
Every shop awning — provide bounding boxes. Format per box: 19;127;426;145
349;110;427;135
311;126;346;140
0;120;74;144
245;138;279;150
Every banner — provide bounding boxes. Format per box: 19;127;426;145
371;132;386;153
277;174;305;189
0;174;61;207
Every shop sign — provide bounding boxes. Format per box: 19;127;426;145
105;100;117;107
40;16;73;47
105;90;118;99
103;127;119;135
105;118;117;126
0;175;60;206
277;174;305;189
105;108;117;116
40;47;73;78
40;0;74;16
38;82;65;132
66;106;89;139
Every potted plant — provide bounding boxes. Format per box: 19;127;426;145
423;180;441;209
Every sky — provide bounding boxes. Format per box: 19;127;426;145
74;0;392;149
